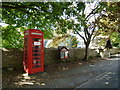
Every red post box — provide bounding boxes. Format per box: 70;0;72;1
59;46;69;59
23;29;44;74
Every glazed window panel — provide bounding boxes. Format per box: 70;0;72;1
33;50;40;52
33;46;41;49
33;61;41;64
32;65;41;68
33;53;41;56
33;38;42;41
33;57;41;60
60;52;64;58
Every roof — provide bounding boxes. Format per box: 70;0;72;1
59;46;69;51
24;29;44;34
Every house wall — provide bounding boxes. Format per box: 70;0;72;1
2;48;98;69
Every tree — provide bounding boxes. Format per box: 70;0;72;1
57;2;105;61
2;2;72;28
1;25;24;48
1;2;105;61
75;2;105;61
1;2;72;48
96;2;120;47
47;34;78;48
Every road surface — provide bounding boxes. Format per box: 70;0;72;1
75;55;120;88
22;54;120;88
3;54;120;89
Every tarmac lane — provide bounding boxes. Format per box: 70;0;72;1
75;54;120;89
12;54;120;88
46;54;120;88
75;69;118;88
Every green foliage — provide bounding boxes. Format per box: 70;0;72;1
1;25;24;48
71;36;79;48
48;34;78;48
2;2;87;48
2;2;73;48
111;32;120;47
1;2;109;61
97;2;120;33
2;2;74;27
96;2;120;48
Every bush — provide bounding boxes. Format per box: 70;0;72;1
112;43;119;47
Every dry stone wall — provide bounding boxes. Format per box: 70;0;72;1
2;48;98;69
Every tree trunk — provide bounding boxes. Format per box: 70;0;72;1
83;45;89;62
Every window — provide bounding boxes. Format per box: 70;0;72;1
32;65;41;68
33;46;41;49
33;61;41;64
33;57;41;60
33;53;41;56
33;38;42;41
65;51;68;57
33;50;40;52
60;52;64;59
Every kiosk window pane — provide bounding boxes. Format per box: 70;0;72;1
33;61;41;64
33;38;42;41
33;50;40;52
33;65;41;68
33;53;40;56
33;46;41;49
33;57;41;60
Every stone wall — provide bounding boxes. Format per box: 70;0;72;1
99;47;120;59
2;48;98;69
44;48;60;65
2;48;23;69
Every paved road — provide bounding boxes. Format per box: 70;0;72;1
14;54;120;88
75;54;120;88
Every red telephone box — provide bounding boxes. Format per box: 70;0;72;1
23;29;44;74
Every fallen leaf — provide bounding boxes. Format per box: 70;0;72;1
23;73;28;77
105;82;109;84
8;68;14;71
107;72;112;75
36;82;40;85
65;68;68;70
90;64;94;66
78;63;82;65
41;82;45;86
59;67;61;69
24;76;31;80
63;67;66;71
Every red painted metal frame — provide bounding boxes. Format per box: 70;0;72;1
23;29;44;74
